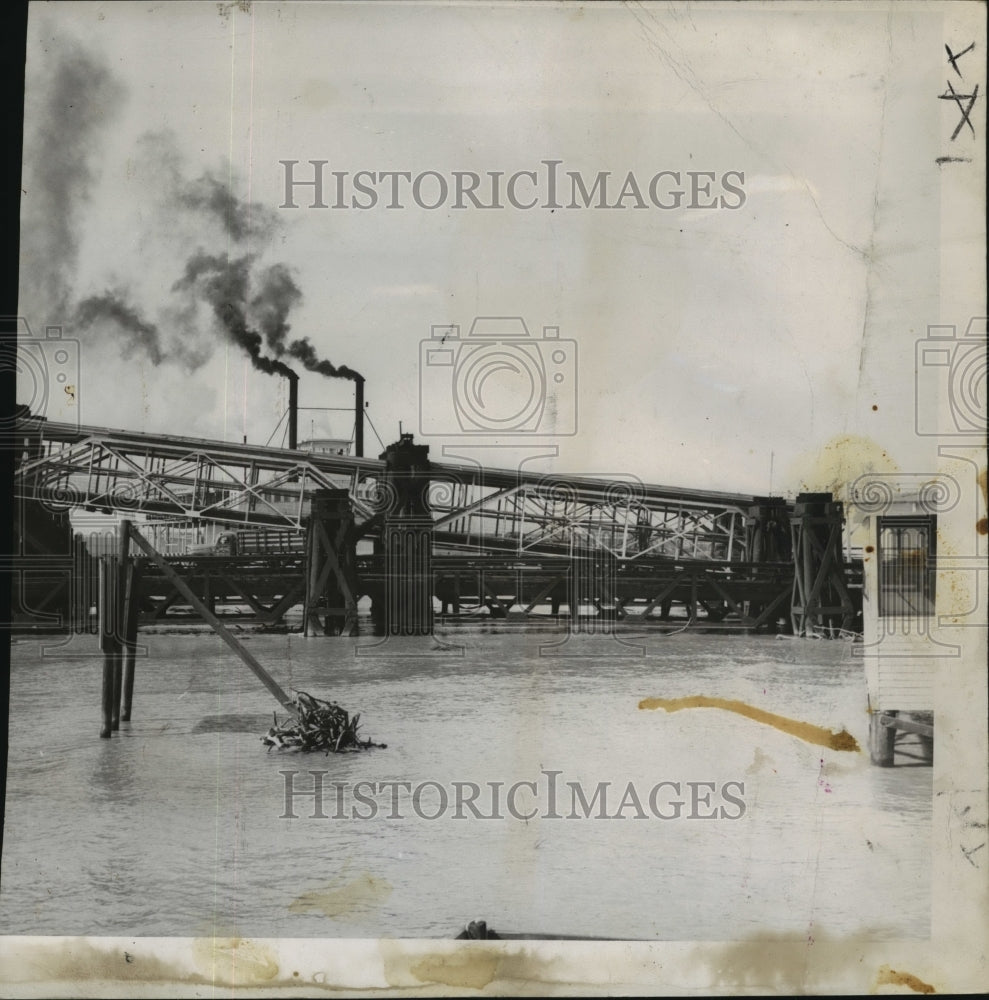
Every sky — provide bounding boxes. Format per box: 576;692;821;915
16;0;977;497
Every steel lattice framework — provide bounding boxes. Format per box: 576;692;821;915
429;479;748;560
13;417;763;561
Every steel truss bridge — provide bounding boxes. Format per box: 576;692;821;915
13;417;765;562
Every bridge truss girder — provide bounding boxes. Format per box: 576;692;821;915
14;419;755;561
429;481;747;561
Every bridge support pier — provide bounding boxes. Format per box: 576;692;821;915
790;492;855;637
746;497;792;563
567;553;620;629
304;489;358;637
382;516;433;635
744;499;793;630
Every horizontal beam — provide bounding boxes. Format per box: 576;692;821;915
16;416;766;506
14;416;784;562
878;713;934;738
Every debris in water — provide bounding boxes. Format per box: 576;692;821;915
261;691;386;753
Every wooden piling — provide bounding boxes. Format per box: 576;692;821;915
869;711;896;767
121;555;140;723
71;533;86;634
98;556;116;739
109;520;132;730
111;621;122;731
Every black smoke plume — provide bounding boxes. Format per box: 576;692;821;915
287;337;363;381
21;42;125;317
251;264;363;381
178;172;278;243
251;264;303;355
23;42;362;387
139;129;279;244
74;293;165;365
173;252;295;378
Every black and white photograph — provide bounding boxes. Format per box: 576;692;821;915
2;0;986;994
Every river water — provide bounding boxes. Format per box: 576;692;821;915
1;625;930;941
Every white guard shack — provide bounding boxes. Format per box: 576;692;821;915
847;475;951;766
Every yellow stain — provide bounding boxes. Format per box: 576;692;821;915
873;964;937;994
638;695;860;752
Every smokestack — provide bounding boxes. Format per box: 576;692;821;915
287;371;299;450
355;376;365;458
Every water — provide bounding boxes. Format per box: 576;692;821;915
1;626;931;940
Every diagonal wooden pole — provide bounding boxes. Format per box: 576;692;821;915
128;525;297;715
121;558;140;722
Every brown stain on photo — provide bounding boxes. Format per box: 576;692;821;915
692;934;829;992
409;951;501;991
787;433;899;498
288;871;393;921
691;933;945;993
191;936;279;984
379;941;574;993
0;939;211;988
934;464;987;619
639;695;860;751
873;964;937;994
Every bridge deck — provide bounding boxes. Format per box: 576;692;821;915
20;550;856;630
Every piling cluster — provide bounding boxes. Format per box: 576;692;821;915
262;691;386;753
